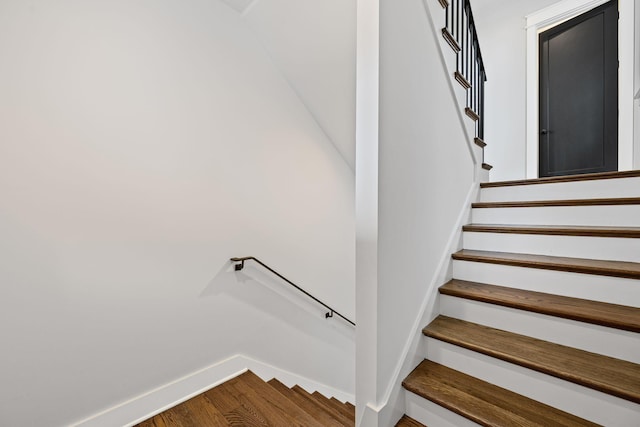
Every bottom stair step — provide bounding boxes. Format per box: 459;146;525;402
403;360;599;427
423;316;640;403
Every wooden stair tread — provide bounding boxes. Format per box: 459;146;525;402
452;249;640;279
480;170;640;188
395;414;427;426
403;360;600;427
291;385;352;425
472;197;640;208
423;316;640;403
325;395;355;422
440;279;640;332
311;390;355;423
441;28;461;53
454;71;472;89
474;137;487;148
204;371;325;427
462;223;640;238
465;107;480;121
330;397;355;419
267;379;345;426
266;378;292;396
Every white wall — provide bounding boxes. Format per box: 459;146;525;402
0;1;355;425
355;0;475;424
244;0;357;170
635;0;640;169
471;0;561;181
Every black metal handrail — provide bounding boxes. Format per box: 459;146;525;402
442;0;487;140
230;256;355;326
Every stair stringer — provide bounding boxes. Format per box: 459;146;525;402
419;0;485;181
366;182;478;427
362;1;487;425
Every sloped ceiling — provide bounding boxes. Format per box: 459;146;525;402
219;0;255;14
218;0;356;170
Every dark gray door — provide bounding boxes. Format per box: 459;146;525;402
539;0;618;177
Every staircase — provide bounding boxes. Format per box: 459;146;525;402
397;171;640;426
135;370;355;426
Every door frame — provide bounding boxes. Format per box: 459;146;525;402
525;0;635;178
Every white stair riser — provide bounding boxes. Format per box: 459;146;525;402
405;390;480;427
463;232;640;263
480;177;640;202
440;295;639;363
472;205;640;226
425;339;640;427
453;260;640;307
478;165;490;183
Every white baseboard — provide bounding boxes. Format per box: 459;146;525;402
71;354;354;427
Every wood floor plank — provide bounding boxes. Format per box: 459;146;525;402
462;223;640;238
395;414;427;426
452;249;640;279
480;170;640;188
180;395;229;426
424;316;640;403
135;395;228;427
202;379;244;414
135;418;162;427
439;279;640;332
203;376;268;426
403;360;600;427
157;401;205;427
